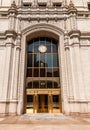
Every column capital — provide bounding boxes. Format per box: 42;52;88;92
5;30;17;39
68;30;81;39
5;30;17;46
68;30;81;46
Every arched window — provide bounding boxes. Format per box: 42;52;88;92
27;37;59;78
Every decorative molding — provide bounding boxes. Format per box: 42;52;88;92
68;30;81;38
5;30;17;39
8;1;17;15
68;0;77;14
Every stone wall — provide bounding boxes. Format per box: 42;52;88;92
0;0;90;115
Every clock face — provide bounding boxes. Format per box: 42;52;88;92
38;45;47;53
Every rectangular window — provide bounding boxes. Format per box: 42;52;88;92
88;4;90;10
53;3;62;8
27;95;33;109
23;3;31;7
38;3;47;8
53;95;59;109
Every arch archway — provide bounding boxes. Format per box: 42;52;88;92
18;23;66;114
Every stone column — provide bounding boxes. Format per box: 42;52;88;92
59;34;70;114
13;34;21;100
69;31;85;101
64;33;74;100
8;33;21;114
3;44;13;99
73;44;85;100
2;31;15;115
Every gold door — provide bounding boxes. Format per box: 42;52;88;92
38;95;48;113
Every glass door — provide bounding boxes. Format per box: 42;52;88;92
38;94;48;113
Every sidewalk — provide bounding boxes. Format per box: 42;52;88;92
0;113;90;130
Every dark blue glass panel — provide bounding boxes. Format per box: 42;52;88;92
27;44;33;53
52;44;57;53
53;68;59;77
40;54;45;63
34;54;39;67
46;45;51;53
27;54;33;67
34;45;39;53
46;38;51;45
34;38;39;45
40;37;45;44
53;54;58;67
46;54;53;67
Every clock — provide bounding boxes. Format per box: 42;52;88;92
38;45;47;53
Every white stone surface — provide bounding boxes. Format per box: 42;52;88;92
0;0;90;116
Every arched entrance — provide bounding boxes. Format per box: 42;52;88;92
18;23;66;115
25;36;61;113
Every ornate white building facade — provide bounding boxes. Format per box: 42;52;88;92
0;0;90;116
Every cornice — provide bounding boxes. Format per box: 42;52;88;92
80;32;90;39
17;13;67;21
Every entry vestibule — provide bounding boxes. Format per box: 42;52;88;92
26;92;61;113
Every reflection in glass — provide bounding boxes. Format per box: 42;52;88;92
53;95;59;109
27;44;33;53
27;95;33;109
27;37;59;78
46;54;53;67
33;81;39;88
53;68;59;77
53;54;58;67
40;68;45;77
28;82;33;88
27;80;59;89
40;80;46;88
54;82;58;88
40;37;45;44
27;54;33;67
52;44;57;53
46;37;51;45
34;54;39;67
46;68;52;77
34;45;39;53
40;54;45;63
34;68;39;77
34;38;39;45
27;69;32;77
47;81;53;88
47;45;51;53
